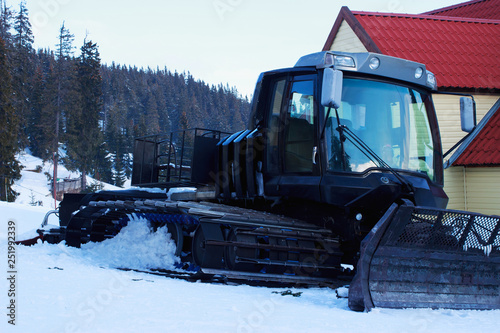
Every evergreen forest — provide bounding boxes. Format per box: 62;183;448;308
0;1;251;201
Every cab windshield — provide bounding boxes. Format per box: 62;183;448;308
325;77;435;180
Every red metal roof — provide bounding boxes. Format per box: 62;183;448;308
351;12;500;90
423;0;500;20
452;100;500;166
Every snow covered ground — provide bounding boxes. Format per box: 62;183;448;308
13;151;123;209
1;153;499;332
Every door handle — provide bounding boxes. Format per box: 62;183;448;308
312;146;318;164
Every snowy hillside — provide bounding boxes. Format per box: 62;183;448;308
1;153;499;332
13;151;123;209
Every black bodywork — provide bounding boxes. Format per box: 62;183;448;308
130;66;448;251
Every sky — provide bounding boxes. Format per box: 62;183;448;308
12;0;464;97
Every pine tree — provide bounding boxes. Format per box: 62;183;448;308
28;65;47;157
0;37;21;202
53;22;75;186
64;39;104;190
93;141;113;185
29;55;57;160
56;22;75;61
0;0;13;48
107;113;128;187
13;1;32;49
12;0;34;147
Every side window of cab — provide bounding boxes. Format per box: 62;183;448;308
265;75;317;175
284;79;315;173
266;79;286;174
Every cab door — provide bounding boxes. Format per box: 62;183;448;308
264;73;321;201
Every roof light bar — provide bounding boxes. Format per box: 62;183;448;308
294;52;438;91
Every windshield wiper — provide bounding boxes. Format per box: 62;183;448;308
335;116;414;195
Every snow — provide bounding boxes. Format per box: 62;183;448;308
128;186;168;195
79;215;180;270
167;187;197;200
1;153;499;332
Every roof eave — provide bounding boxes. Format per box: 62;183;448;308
438;86;500;93
447;98;500;167
422;0;486;15
322;6;382;53
453;162;500;167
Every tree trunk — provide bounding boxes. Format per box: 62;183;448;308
81;169;87;191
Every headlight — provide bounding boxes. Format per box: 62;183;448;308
415;67;423;79
369;57;380;70
426;72;437;89
334;55;355;68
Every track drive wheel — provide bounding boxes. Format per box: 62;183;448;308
192;224;224;269
224;229;262;273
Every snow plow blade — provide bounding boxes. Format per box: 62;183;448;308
349;201;500;311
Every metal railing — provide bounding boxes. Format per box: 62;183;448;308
132;128;230;186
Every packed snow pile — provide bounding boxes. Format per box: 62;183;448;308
79;215;180;270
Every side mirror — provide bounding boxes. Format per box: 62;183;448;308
460;97;475;133
321;68;343;109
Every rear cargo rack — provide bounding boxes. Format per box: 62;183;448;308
131;128;230;188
